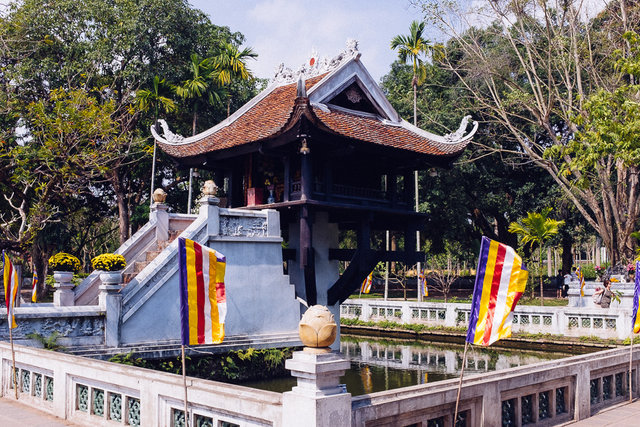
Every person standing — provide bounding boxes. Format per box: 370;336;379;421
593;279;613;308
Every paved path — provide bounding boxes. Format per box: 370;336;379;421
570;399;640;426
0;396;80;426
1;394;640;426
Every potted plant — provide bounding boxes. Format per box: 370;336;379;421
91;254;126;285
48;253;82;284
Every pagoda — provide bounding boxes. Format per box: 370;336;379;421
152;40;477;313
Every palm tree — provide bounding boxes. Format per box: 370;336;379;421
391;20;432;301
391;20;431;127
212;42;257;117
135;76;177;202
175;54;222;213
509;208;565;306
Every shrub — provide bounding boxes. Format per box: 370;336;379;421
91;253;126;271
48;253;81;273
581;263;596;280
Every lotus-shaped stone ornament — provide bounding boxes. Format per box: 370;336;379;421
299;305;337;349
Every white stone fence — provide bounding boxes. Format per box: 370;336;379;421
1;341;282;426
341;299;634;340
352;345;640;426
2;340;640;426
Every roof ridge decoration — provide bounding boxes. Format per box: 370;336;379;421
273;39;361;86
444;115;473;142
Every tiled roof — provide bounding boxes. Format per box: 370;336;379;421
157;76;326;159
156;76;469;159
313;109;467;156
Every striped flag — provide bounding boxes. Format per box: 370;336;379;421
3;251;19;329
31;269;38;303
360;272;373;294
419;270;428;297
178;238;227;345
466;237;528;346
633;261;640;334
577;266;585;297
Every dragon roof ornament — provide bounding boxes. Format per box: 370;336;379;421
273;39;361;86
444;115;475;143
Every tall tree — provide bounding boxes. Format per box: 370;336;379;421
418;0;640;264
390;20;431;127
212;42;257;117
135;75;177;200
509;208;564;305
391;21;434;299
175;54;222;212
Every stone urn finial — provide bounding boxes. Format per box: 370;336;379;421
202;180;218;197
299;305;337;352
152;188;167;203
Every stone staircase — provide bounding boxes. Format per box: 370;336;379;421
64;332;302;360
123;230;180;285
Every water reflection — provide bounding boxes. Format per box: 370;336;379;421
241;335;572;396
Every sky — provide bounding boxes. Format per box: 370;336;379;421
189;0;435;84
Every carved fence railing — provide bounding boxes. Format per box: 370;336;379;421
341;299;634;340
0;342;282;427
351;346;639;426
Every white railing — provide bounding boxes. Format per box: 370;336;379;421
341;299;634;340
0;342;282;426
4;340;639;426
351;345;639;426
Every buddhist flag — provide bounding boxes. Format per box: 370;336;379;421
419;270;428;297
178;238;227;345
3;251;19;329
577;266;585;297
360;272;373;294
466;237;528;346
31;269;38;303
633;261;640;334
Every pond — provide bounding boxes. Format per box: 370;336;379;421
241;335;578;396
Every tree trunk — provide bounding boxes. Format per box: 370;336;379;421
561;232;573;275
539;246;544;306
110;170;130;245
31;243;52;301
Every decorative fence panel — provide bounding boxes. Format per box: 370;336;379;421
341;299;633;340
0;342;282;427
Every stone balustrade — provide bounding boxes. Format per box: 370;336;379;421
0;341;282;426
341;299;634;340
2;339;639;426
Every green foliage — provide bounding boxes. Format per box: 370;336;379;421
25;332;66;351
390;20;432;87
48;253;81;272
581;263;596;281
91;254;126;271
109;348;295;383
508;208;565;251
109;352;148;367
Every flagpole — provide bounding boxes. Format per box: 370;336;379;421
453;340;469;423
630;332;634;403
181;345;189;425
10;326;17;399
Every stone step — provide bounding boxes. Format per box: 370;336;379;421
134;261;148;274
145;251;162;262
123;273;135;285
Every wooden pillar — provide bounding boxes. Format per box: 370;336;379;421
300;205;316;305
300;139;312;201
324;161;333;201
389;173;398;208
404;172;414;206
283;155;290;202
405;221;417;263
